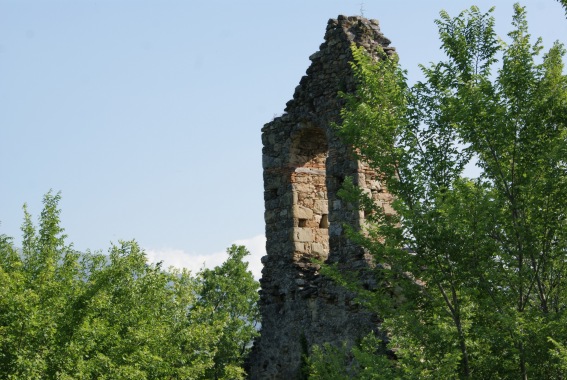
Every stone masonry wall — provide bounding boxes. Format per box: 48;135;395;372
248;15;395;380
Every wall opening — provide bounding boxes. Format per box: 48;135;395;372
319;214;329;228
290;128;330;261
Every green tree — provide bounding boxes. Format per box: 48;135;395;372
192;245;260;380
0;192;260;379
313;4;567;379
308;334;399;380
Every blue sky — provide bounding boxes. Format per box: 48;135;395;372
1;0;566;277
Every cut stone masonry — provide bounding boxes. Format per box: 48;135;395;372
249;15;395;379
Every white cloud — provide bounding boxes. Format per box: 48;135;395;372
144;234;266;280
232;234;266;280
144;247;227;275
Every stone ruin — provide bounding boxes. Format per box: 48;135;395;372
248;15;395;379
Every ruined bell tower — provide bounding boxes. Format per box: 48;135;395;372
249;15;395;379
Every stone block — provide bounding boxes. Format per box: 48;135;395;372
311;243;325;255
333;200;341;210
264;210;276;223
294;242;306;252
383;203;396;216
292;227;313;242
294;205;313;219
329;223;342;236
313;200;328;214
370;180;382;191
357;173;365;186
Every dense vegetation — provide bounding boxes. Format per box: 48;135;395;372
0;192;259;379
310;4;567;379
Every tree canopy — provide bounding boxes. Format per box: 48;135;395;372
310;4;567;379
0;191;259;379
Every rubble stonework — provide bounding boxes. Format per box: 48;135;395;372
249;15;395;379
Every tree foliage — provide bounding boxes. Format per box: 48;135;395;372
0;191;259;379
312;4;567;379
559;0;567;16
192;245;260;379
